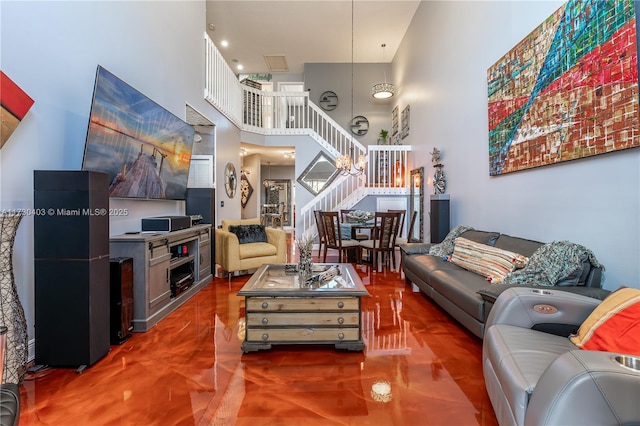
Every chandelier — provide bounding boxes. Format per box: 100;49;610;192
263;162;274;188
372;44;395;99
336;0;367;177
336;148;367;176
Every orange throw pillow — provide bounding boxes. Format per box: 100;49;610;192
570;287;640;356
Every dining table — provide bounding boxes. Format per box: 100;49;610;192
340;218;375;240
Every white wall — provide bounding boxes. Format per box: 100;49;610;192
393;1;640;290
0;0;242;347
305;63;394;146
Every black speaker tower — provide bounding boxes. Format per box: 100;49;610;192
186;188;215;265
430;194;451;244
33;170;110;369
110;257;134;345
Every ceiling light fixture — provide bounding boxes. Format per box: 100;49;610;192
336;0;367;177
284;151;295;159
372;44;395;99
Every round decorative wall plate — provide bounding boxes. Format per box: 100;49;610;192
319;91;338;111
350;115;369;136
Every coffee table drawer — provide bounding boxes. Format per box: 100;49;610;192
246;296;359;312
247;312;360;327
246;328;360;343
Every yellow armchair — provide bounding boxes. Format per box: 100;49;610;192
215;218;287;279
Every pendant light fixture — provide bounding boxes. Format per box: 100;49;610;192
372;43;395;99
336;0;367;177
263;161;274;188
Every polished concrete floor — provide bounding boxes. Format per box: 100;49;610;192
18;244;498;425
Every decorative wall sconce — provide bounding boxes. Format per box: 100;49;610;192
240;148;250;174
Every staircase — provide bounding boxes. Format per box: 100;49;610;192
203;33;410;238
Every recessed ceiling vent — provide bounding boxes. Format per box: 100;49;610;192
264;55;289;72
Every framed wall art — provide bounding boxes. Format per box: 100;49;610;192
1;70;34;149
488;0;639;176
400;105;410;139
392;105;399;137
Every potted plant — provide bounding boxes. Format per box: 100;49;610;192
379;129;389;145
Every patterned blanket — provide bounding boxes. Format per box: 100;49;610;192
502;240;603;286
428;225;474;257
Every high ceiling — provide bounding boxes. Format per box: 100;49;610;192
206;1;421;165
206;0;421;75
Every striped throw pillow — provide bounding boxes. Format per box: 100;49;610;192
570;287;640;356
449;237;528;283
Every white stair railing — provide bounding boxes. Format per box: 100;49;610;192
298;174;367;240
366;145;412;193
204;34;243;126
239;85;367;160
204;33;411;237
205;32;366;164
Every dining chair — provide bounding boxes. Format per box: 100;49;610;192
395;210;417;273
263;202;284;228
395;210;417;246
359;211;400;272
320;211;361;263
313;210;326;260
260;204;275;226
339;209;370;241
387;209;406;239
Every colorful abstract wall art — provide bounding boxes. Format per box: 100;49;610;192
487;0;639;176
0;71;34;149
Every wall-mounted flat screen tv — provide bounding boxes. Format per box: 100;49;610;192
81;65;194;200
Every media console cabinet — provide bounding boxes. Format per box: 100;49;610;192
110;224;213;332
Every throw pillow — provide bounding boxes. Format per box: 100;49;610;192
228;224;268;244
448;237;528;283
428;225;474;257
570;287;640;356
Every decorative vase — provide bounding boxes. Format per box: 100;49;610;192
296;236;314;282
434;164;446;195
0;213;28;384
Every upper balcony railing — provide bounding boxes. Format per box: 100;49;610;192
205;33;366;160
204;33;412;235
204;34;243;125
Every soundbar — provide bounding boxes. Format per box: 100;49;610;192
141;216;191;233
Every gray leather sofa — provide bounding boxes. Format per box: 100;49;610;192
483;287;640;425
0;384;19;426
400;230;604;338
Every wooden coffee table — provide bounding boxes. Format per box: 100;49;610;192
237;263;369;353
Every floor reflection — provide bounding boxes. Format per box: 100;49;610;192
19;262;497;425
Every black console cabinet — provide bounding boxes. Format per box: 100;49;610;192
33;170;110;368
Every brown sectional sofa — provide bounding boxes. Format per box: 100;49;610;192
400;229;606;338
